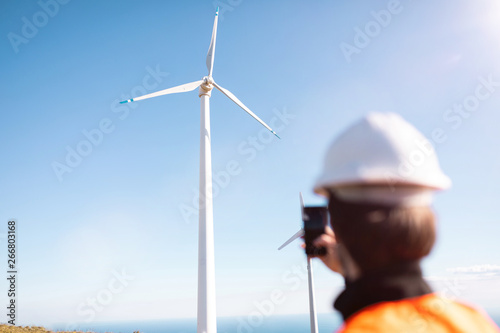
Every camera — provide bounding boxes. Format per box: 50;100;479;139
303;206;329;256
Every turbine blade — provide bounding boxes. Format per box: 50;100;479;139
212;81;280;139
299;192;306;221
206;7;219;77
119;80;203;104
278;229;305;250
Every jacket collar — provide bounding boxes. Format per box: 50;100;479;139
334;261;432;321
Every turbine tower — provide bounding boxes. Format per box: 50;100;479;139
120;8;280;333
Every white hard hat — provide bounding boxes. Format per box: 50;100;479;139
314;112;451;204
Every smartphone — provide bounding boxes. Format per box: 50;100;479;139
303;206;328;256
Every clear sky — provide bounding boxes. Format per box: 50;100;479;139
1;0;500;328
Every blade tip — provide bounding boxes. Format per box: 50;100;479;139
119;98;134;104
273;131;281;139
216;6;219;15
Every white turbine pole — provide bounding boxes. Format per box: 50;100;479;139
198;83;217;333
307;257;318;333
118;9;280;333
277;192;319;333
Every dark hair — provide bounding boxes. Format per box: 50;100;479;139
327;191;436;273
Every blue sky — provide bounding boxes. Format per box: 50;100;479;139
1;0;500;328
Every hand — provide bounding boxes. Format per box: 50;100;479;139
308;226;343;275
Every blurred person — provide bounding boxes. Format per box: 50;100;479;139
311;112;499;332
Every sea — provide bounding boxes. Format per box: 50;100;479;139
52;313;500;333
52;314;341;333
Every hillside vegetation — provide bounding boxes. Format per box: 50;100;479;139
0;325;141;333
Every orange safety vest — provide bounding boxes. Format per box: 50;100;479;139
337;293;499;333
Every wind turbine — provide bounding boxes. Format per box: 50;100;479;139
120;7;280;333
278;193;319;333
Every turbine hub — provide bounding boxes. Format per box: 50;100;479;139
203;76;214;86
200;76;214;91
199;76;214;97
